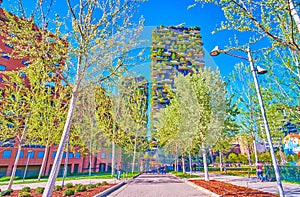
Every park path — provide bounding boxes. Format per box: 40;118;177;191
107;173;208;197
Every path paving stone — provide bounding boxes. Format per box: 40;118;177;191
108;173;209;197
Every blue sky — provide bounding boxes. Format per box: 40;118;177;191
1;0;245;77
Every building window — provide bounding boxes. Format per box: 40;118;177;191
5;43;13;48
2;150;12;158
52;152;56;158
68;152;74;159
75;152;80;158
1;53;10;59
108;153;112;159
19;72;26;77
0;65;6;71
101;153;105;158
37;151;44;158
16;151;24;158
28;151;34;159
21;60;30;66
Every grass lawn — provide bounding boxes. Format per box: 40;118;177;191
170;171;199;178
0;172;140;186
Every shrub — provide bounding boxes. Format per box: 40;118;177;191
95;182;101;186
54;186;62;191
75;183;83;189
18;191;31;197
0;189;13;196
75;185;86;192
63;189;75;196
65;183;73;188
101;181;107;185
87;184;96;189
34;187;44;194
20;187;31;192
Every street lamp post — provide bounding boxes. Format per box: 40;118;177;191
210;46;285;197
23;150;33;183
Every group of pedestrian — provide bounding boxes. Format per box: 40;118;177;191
256;161;272;182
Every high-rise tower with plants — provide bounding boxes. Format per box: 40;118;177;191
150;25;204;119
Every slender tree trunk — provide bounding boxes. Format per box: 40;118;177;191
7;144;22;190
209;148;214;164
43;82;80;197
175;144;178;171
38;144;50;181
132;137;137;173
246;145;252;169
182;153;185;174
61;140;69;187
252;133;258;165
289;0;300;33
188;152;192;175
111;141;115;176
219;151;223;172
89;152;92;176
202;142;209;181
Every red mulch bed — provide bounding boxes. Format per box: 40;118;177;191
6;184;116;197
189;180;279;197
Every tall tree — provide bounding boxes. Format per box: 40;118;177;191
2;1;145;195
117;76;148;173
73;84;105;176
0;73;32;190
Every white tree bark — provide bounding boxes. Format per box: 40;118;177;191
219;151;223;172
38;145;49;181
188;152;192;175
202;143;209;181
61;140;69;187
111;141;115;176
182;153;185;174
7;144;22;190
289;0;300;34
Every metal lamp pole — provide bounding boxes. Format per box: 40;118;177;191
23;150;32;182
210;46;285;197
246;47;284;197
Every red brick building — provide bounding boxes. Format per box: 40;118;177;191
0;8;121;178
0;145;121;177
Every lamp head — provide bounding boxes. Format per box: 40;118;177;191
210;46;221;56
256;66;268;74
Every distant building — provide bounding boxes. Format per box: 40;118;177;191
150;25;204;127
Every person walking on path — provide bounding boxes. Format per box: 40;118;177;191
116;163;121;180
256;161;264;182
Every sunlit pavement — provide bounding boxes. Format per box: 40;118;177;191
193;172;300;197
108;173;209;197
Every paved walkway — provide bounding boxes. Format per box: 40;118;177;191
108;173;208;197
193;172;300;197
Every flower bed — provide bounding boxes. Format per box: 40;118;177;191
3;183;116;197
189;179;279;197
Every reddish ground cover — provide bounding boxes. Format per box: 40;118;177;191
6;184;116;197
189;180;279;197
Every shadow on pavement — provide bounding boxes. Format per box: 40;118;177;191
131;174;184;185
